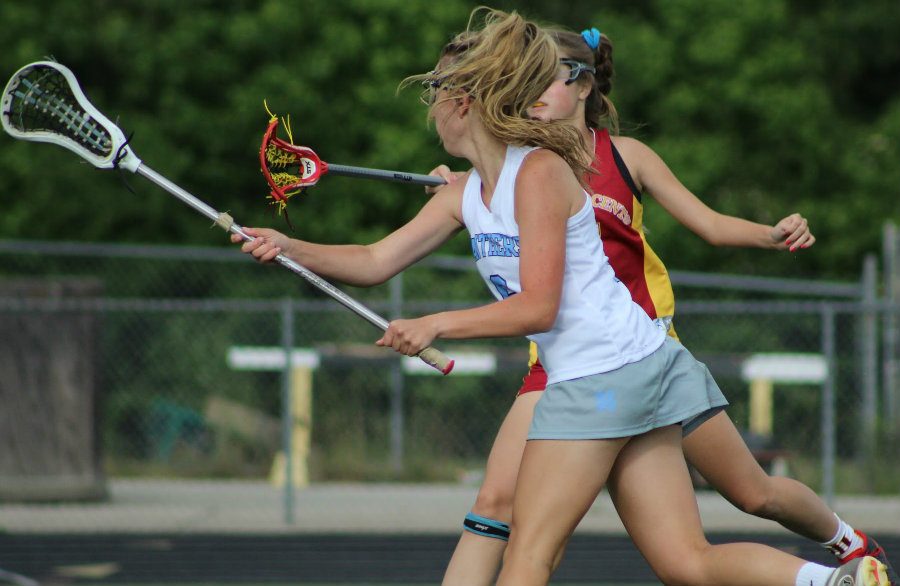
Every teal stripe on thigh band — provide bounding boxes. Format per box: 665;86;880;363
463;512;511;541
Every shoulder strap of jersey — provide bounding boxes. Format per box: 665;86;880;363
595;128;641;201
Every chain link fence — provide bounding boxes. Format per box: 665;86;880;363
1;238;898;517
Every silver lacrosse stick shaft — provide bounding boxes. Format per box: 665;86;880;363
137;165;388;328
136;165;453;373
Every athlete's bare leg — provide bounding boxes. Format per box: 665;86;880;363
683;411;838;541
441;391;542;586
607;425;806;586
496;436;628;586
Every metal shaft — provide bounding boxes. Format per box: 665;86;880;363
326;163;446;187
136;164;391;330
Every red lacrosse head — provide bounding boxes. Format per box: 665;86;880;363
259;116;330;212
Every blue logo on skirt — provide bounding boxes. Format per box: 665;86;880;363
595;390;617;412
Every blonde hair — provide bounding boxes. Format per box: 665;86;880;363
406;7;592;180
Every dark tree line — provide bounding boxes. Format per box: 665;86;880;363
1;0;898;281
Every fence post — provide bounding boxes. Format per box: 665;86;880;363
884;221;899;430
281;297;295;525
389;274;405;474
860;255;878;491
821;305;836;506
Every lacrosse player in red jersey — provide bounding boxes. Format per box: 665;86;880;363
233;8;890;586
434;25;897;586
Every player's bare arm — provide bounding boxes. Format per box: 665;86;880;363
612;136;815;251
236;178;466;287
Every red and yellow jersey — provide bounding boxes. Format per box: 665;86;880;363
519;129;677;394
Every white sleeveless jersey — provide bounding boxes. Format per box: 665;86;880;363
462;145;665;385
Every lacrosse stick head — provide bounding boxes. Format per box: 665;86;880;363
259;109;330;216
1;61;141;172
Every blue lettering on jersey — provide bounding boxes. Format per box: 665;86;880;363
489;274;515;299
471;233;520;261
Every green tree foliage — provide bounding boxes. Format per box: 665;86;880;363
511;0;900;279
0;0;470;248
1;0;899;280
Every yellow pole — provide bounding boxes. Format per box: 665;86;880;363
270;365;312;487
749;378;773;437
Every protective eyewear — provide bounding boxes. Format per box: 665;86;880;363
559;59;595;85
421;71;448;105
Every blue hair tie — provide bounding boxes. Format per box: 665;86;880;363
581;27;601;50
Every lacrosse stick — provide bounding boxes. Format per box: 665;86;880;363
1;61;454;375
260;105;445;217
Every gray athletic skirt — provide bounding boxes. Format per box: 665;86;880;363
528;337;727;440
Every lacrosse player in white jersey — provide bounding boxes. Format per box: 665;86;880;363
233;8;891;586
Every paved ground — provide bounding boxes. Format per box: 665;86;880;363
1;481;898;584
1;479;898;535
